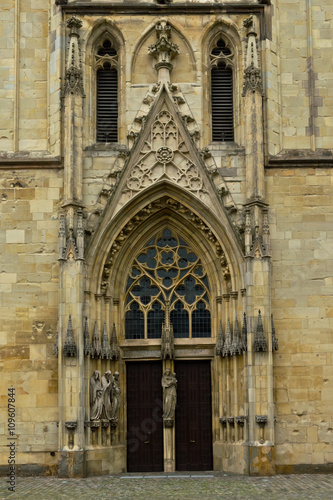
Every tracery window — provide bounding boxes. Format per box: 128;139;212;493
210;38;234;142
95;39;118;142
125;229;211;339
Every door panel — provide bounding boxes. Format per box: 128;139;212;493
175;360;213;471
126;362;163;472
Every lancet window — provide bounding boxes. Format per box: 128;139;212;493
210;38;234;142
125;229;211;340
95;39;118;142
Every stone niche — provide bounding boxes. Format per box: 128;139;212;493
131;24;197;84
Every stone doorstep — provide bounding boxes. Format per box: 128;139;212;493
119;474;215;479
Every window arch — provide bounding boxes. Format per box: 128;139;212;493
95;38;118;142
124;228;211;340
210;38;234;142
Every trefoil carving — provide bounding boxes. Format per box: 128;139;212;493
124;108;207;200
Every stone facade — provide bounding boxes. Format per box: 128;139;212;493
0;0;332;477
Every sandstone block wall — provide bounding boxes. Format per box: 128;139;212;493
0;169;62;473
267;167;333;471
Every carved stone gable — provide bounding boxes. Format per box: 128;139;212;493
124;106;207;199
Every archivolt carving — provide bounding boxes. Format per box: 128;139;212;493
100;197;230;294
124;109;207;199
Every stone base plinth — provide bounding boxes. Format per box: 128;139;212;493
213;442;276;476
85;445;126;476
58;450;86;478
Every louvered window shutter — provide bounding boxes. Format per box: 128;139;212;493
96;66;118;142
211;64;234;142
211;39;234;142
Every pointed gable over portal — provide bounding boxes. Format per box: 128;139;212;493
110;85;223;218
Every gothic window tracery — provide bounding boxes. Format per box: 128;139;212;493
125;228;211;339
210;38;234;142
95;38;118;142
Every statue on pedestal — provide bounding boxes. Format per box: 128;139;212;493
90;370;103;420
162;369;177;427
110;371;121;427
101;370;112;420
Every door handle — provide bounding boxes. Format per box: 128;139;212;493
190;440;195;443
144;441;150;444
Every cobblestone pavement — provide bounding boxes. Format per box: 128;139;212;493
1;473;333;500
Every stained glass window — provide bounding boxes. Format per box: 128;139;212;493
147;302;164;339
125;302;144;339
192;301;211;338
171;301;189;338
125;228;211;339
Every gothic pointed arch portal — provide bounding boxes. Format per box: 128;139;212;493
82;189;249;472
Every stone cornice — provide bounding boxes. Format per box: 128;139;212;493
60;2;266;15
266;151;333;168
0;156;62;169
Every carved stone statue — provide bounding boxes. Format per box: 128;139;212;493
90;370;103;420
101;370;112;420
162;369;177;426
110;371;121;425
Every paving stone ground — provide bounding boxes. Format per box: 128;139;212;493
1;473;333;500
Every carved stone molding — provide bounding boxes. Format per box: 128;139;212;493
63;17;85;97
242;16;263;97
124;108;207;200
161;322;175;360
90;322;101;359
65;421;77;430
148;20;179;78
254;310;267;352
100;197;231;294
101;419;109;429
256;415;268;444
241;313;248;352
90;420;101;430
163;418;174;428
236;416;247;427
110;323;120;360
58;210;84;262
231;317;243;356
216;320;224;356
222;318;233;357
63;315;77;357
83;317;92;356
101;322;112;360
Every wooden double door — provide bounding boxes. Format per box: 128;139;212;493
127;360;213;472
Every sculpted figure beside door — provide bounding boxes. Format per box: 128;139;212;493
162;368;177;427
